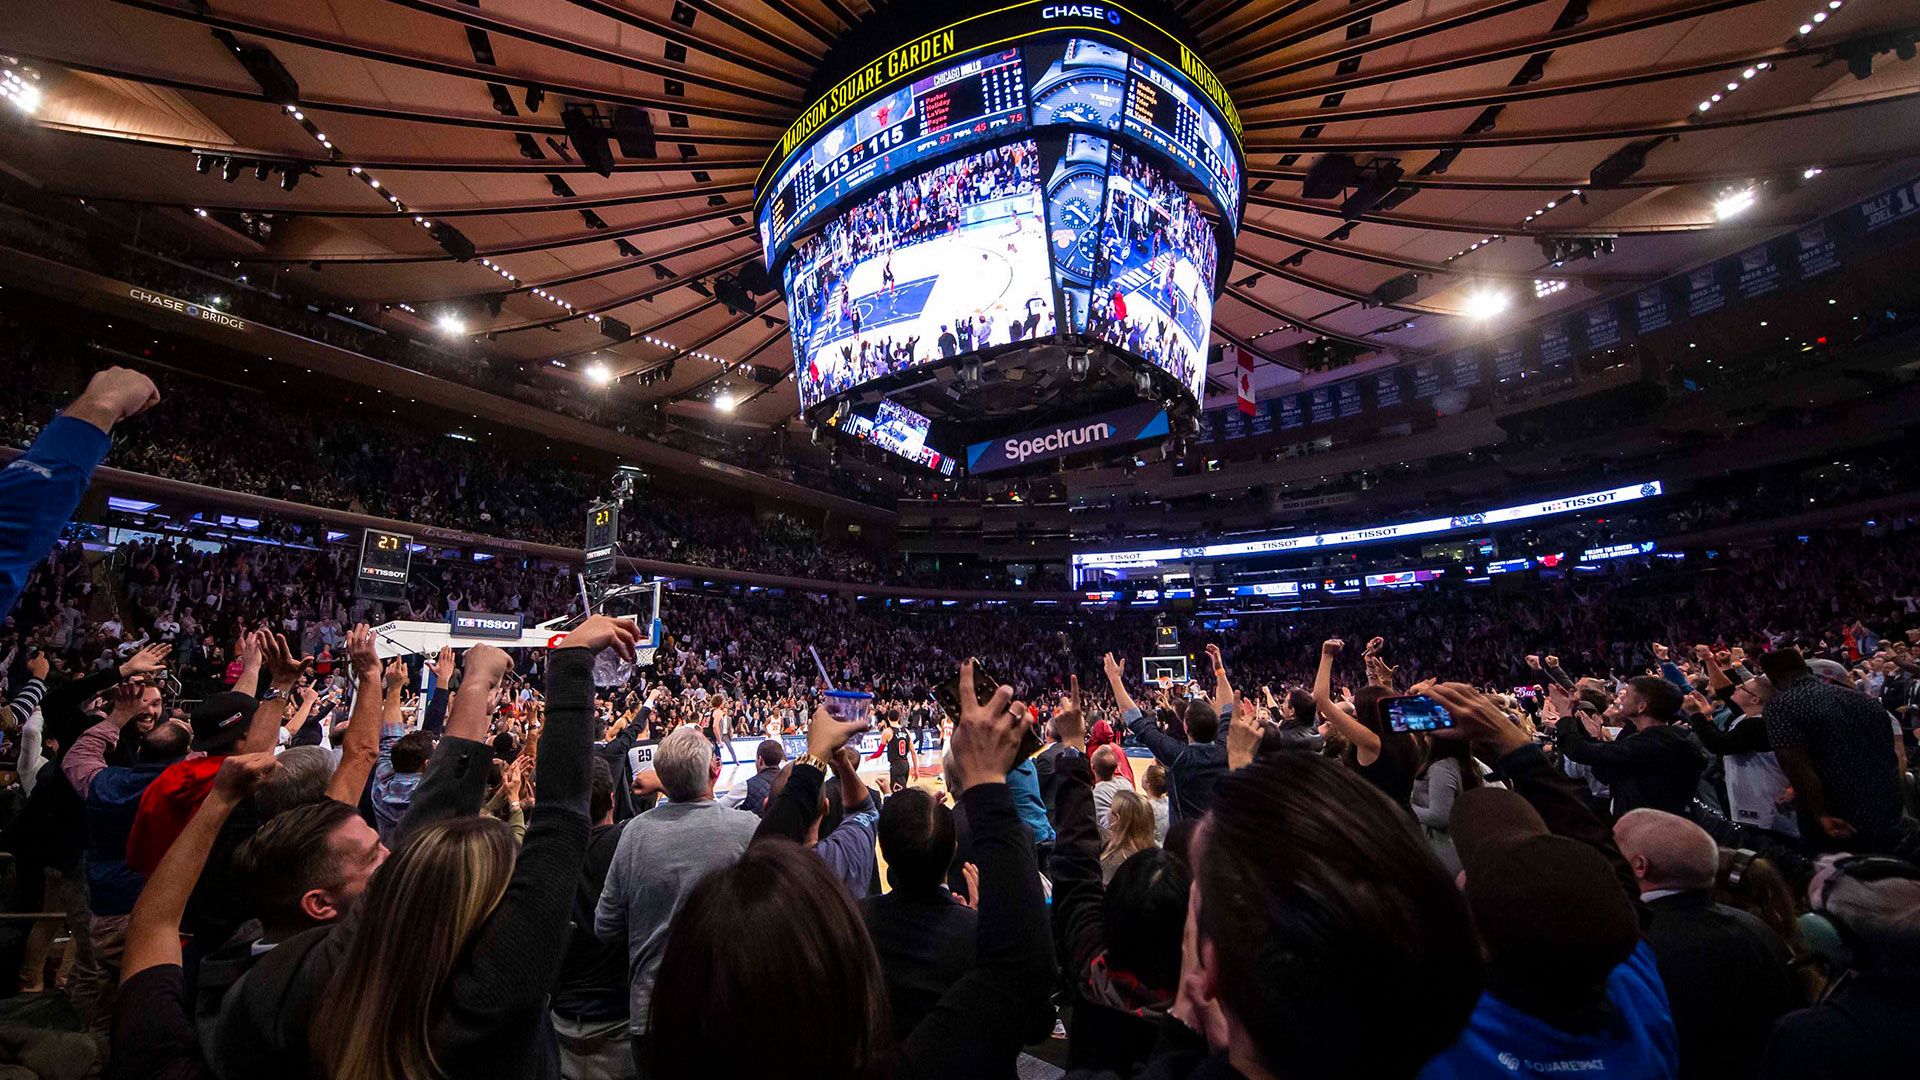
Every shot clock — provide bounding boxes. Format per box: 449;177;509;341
585;502;619;580
355;528;412;603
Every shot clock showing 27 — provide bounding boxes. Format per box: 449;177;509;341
758;0;1244;444
355;528;413;603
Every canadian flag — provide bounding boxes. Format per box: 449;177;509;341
1231;345;1255;414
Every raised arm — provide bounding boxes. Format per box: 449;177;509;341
1107;652;1184;765
237;632;308;755
901;659;1056;1076
1314;639;1380;763
325;624;386;805
0;368;157;619
1205;643;1234;717
392;644;517;846
1425;682;1638;903
123;752;278;977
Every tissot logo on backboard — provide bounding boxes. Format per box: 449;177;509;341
1041;4;1123;23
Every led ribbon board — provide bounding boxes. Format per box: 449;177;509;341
756;0;1244;271
1072;481;1665;575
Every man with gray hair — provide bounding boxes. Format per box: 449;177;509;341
1614;809;1795;1080
595;724;758;1078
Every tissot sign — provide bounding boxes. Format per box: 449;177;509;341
127;287;247;331
449;610;524;640
966;402;1168;474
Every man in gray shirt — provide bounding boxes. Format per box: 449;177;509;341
595;725;758;1077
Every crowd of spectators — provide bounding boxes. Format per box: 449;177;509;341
1;373;1919;1080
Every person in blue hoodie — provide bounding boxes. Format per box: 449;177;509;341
0;366;159;619
1420;682;1680;1080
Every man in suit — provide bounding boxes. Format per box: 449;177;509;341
1614;809;1797;1080
859;788;977;1040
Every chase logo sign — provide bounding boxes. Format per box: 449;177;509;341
1041;4;1123;23
129;287;248;331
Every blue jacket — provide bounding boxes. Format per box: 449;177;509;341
0;417;110;619
86;762;172;916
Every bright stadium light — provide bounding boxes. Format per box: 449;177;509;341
1713;187;1757;221
1461;287;1512;320
586;362;612;385
714;392;736;412
436;313;466;336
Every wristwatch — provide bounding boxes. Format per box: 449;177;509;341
1046;133;1112;291
1030;38;1128;130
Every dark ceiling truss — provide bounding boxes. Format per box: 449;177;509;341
1185;0;1285;36
490;251;761;335
670;324;791;399
57;181;757;221
4;50;775;150
1233;219;1649;285
1240;33;1859;129
634;0;831;62
1200;0;1427;54
1216;279;1411;354
238;203;748;264
555;0;822;70
1229;245;1451;316
109;0;790;127
1244;147;1907;193
644;295;784;376
33;123;765;174
1239;82;1920;153
737;358;797;407
396;0;807;88
1244;190;1779;237
497;228;756;295
1208;323;1294;374
1229;0;1768;107
1217;0;1554;85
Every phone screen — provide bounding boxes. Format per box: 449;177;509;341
1386;695;1455;733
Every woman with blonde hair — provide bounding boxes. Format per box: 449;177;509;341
311;616;642;1080
1100;788;1158;883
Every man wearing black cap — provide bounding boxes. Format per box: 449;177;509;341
1420;683;1678;1080
1556;675;1709;818
1759;647;1913;854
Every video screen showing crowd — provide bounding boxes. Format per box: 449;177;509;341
1085;148;1216;402
786;139;1057;409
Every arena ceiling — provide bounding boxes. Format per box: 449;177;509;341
2;0;1917;433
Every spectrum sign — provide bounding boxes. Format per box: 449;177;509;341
966;402;1168;474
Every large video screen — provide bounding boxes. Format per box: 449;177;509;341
1043;133;1112;332
758;25;1244;271
1087;148;1217;401
839;405;957;474
1121;54;1241;234
1025;38;1127;130
760;48;1029;264
785;139;1056;410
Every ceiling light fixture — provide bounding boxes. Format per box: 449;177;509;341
1712;187;1757;220
436;313;466;336
1461;287;1512;320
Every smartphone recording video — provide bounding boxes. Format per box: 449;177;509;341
1385;694;1454;733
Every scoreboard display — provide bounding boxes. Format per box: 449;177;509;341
1120;54;1240;233
585;502;618;580
756;2;1244;272
355;528;412;603
762;48;1028;262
